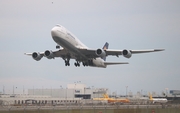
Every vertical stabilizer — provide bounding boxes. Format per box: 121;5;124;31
102;42;109;61
103;42;109;50
103;94;109;98
149;93;153;100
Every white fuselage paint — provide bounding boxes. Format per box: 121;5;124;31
51;25;106;68
150;98;168;104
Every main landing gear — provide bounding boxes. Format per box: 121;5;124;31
74;61;80;67
82;62;88;66
65;59;70;66
64;59;93;67
74;60;90;67
64;59;80;67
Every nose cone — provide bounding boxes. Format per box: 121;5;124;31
51;26;61;43
51;27;58;37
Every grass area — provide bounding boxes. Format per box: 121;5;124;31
0;108;180;113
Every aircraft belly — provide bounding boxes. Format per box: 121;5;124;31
92;58;106;68
52;36;87;60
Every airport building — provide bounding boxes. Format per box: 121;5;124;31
169;90;180;95
0;83;109;105
1;83;180;106
28;83;108;99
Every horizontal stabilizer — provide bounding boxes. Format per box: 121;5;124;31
104;62;129;65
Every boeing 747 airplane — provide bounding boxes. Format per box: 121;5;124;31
25;24;164;68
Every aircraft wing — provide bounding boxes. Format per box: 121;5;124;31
106;49;164;55
126;49;164;53
25;48;164;61
79;48;164;58
25;49;68;57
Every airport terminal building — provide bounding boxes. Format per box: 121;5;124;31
0;84;108;105
1;83;180;105
28;83;108;99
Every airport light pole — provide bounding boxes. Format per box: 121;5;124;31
66;87;67;106
33;86;34;95
13;86;17;95
60;85;62;98
42;86;43;95
165;88;168;96
84;87;86;103
23;86;24;95
73;82;76;102
126;86;128;98
13;85;14;95
3;85;5;94
51;86;52;96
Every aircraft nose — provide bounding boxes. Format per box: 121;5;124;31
51;27;58;37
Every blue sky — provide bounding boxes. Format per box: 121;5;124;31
0;0;180;95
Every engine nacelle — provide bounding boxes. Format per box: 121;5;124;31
95;49;106;58
122;49;132;58
44;50;54;59
32;52;43;61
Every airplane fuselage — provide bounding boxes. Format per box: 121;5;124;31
150;98;168;104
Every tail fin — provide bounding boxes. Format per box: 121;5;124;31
102;42;109;61
149;93;153;100
103;94;109;98
103;42;109;50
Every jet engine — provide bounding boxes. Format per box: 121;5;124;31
122;49;132;58
44;50;54;59
32;52;43;61
95;49;106;58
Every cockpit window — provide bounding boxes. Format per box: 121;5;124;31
56;24;61;27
